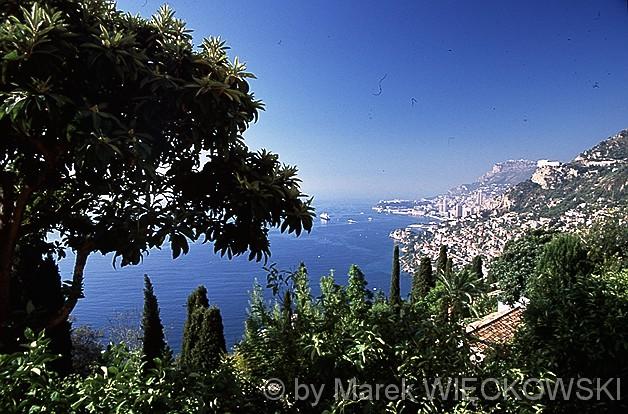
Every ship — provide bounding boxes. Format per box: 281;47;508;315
320;212;331;221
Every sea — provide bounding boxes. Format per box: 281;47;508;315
58;200;427;351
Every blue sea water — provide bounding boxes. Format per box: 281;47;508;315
59;200;425;351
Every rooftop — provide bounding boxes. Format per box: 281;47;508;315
466;306;525;356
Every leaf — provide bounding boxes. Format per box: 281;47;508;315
3;50;20;61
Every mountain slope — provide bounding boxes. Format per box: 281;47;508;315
506;131;628;217
447;159;537;197
403;129;628;268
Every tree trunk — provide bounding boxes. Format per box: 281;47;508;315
0;177;32;343
45;245;91;330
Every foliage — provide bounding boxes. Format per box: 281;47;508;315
70;325;103;377
4;2;627;413
2;227;627;413
181;286;226;372
411;256;433;304
236;264;489;413
5;239;72;372
389;245;401;308
471;255;483;280
436;244;448;275
434;268;482;321
0;329;266;413
0;0;313;340
513;234;628;412
0;330;63;413
584;209;628;272
346;264;372;318
141;275;170;369
489;230;554;304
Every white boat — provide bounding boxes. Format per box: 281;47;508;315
347;219;357;224
320;212;331;221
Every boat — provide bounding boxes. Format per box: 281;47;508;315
347;219;357;224
320;212;331;221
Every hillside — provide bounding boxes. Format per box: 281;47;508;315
447;159;536;197
402;129;628;268
505;131;628;217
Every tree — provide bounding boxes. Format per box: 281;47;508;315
515;234;628;412
445;257;454;275
281;290;293;324
437;269;479;321
293;264;313;319
180;286;208;367
471;255;483;280
411;256;433;303
141;275;169;369
196;306;227;371
180;286;226;372
389;245;401;308
0;1;313;341
8;239;71;373
186;286;210;318
488;230;554;304
436;245;448;275
584;210;628;272
346;264;372;316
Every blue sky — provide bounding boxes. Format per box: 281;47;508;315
120;0;628;200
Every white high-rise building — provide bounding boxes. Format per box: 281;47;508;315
439;197;448;214
456;203;463;218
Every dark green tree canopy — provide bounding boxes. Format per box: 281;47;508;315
389;245;401;308
489;230;555;304
181;285;226;372
141;275;168;369
346;264;372;316
411;256;433;303
436;244;448;275
471;255;483;280
0;1;313;332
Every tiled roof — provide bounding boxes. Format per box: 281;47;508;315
466;306;524;356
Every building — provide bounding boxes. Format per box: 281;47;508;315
537;159;561;168
454;203;463;218
466;305;525;361
439;197;448;214
475;190;483;208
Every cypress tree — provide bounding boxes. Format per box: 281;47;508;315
425;257;435;289
282;290;293;323
293;264;313;318
446;257;454;275
141;275;168;369
347;264;372;317
187;285;210;317
471;255;483;279
181;286;208;369
197;306;227;371
181;286;227;372
411;256;434;304
389;245;401;308
436;245;448;275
